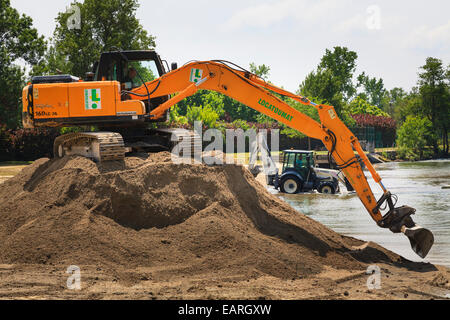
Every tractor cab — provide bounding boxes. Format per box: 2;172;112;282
273;150;339;194
282;150;315;181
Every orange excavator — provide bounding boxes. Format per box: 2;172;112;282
21;50;434;258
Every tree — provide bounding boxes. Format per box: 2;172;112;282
299;68;345;114
186;105;219;128
392;87;421;125
318;46;358;100
298;47;358;119
249;63;270;81
417;57;449;155
397;116;435;160
0;0;46;129
357;72;386;109
381;87;407;117
347;96;390;117
34;0;156;78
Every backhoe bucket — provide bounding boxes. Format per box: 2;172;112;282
403;225;434;259
378;205;434;259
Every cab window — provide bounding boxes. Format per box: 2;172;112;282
122;60;158;89
283;153;296;170
107;62;118;81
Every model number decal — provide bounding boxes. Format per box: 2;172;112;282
117;111;137;116
35;111;58;117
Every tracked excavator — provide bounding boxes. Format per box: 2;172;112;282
22;50;434;258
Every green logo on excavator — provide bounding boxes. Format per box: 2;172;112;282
258;99;293;122
190;68;203;83
85;89;102;110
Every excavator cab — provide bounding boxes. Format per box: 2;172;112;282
93;50;166;83
91;50;170;120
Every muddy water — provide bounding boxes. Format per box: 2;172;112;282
276;160;450;266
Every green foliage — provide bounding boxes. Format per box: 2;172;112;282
256;113;275;126
357;72;386;108
177;91;219;114
298;48;361;126
347;96;390;117
249;63;270;80
0;126;59;161
0;0;46;64
0;0;46;129
0;60;25;129
298;47;392;130
417;57;449;155
186;105;219;128
60;126;96;134
0;124;13;159
128;61;157;85
169;105;188;126
397;116;435;160
231;119;252;131
298;68;346;117
318;46;358;100
381;87;407;117
34;0;156;77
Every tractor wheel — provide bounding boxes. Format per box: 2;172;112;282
318;183;336;195
280;176;302;194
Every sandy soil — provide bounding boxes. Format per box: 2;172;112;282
0;165;27;185
0;154;448;300
0;263;449;300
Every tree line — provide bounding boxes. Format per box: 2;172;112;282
0;0;448;161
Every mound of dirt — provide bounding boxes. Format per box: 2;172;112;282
0;153;407;279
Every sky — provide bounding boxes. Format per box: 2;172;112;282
10;0;450;94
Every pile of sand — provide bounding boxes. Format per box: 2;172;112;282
0;153;405;279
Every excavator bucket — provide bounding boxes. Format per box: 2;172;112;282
378;205;434;259
403;225;434;259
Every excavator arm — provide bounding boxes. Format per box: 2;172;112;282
128;60;434;258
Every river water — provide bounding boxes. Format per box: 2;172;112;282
274;160;450;266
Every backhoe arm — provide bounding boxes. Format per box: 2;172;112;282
129;60;434;258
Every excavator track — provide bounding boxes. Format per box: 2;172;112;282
163;128;203;160
53;132;126;163
117;128;203;158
